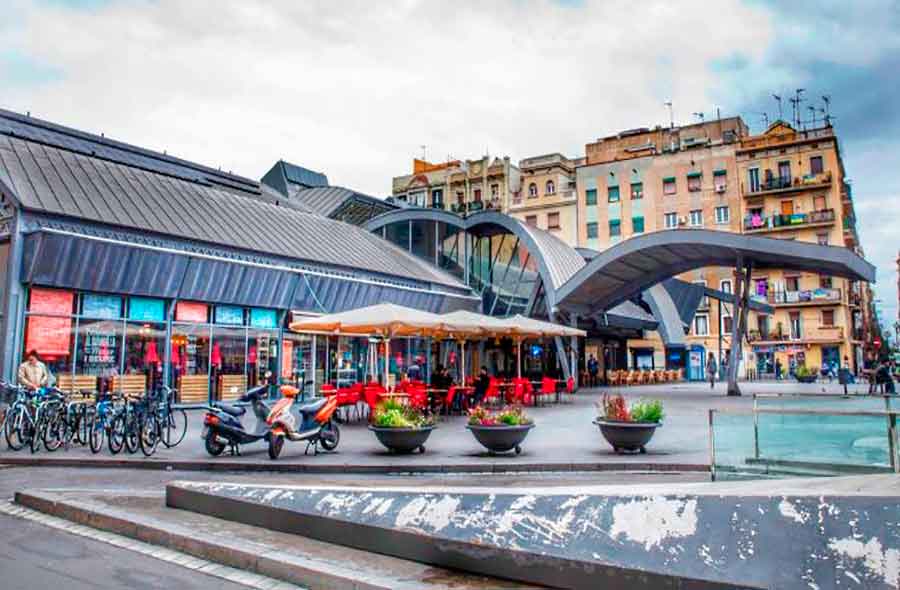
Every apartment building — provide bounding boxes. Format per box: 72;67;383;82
508;153;581;245
736;121;868;374
576;118;748;374
391;156;520;214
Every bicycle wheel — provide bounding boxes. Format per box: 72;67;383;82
42;409;65;452
161;409;188;448
4;405;25;451
108;412;126;454
139;413;159;457
30;415;44;453
124;412;140;455
89;412;105;454
77;405;94;446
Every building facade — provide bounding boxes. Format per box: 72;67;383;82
391;156;521;214
508;153;580;247
736;121;868;374
576;118;749;376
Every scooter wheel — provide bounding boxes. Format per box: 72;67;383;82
418;445;426;454
205;434;226;456
515;445;522;455
268;435;284;460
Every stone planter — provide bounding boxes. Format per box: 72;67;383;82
795;374;817;384
466;424;534;455
368;425;434;454
593;419;660;454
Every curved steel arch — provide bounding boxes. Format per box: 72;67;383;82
556;228;876;316
365;208;586;307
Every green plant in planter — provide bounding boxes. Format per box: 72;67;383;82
373;400;434;428
630;399;664;423
468;405;533;426
794;365;819;379
595;395;664;423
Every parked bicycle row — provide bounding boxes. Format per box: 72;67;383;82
0;381;188;456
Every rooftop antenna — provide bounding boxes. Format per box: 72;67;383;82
664;101;674;129
792;88;805;128
822;95;832;125
772;94;783;121
755;111;770;129
693;112;705;122
808;105;817;128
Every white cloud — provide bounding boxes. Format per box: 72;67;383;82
3;0;770;193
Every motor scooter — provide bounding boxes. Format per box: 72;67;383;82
266;385;340;459
202;383;272;456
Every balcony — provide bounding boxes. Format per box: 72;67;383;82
742;171;832;197
743;208;835;233
748;325;845;344
768;288;842;306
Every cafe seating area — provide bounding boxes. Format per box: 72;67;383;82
606;368;683;386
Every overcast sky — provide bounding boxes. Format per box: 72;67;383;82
2;0;898;329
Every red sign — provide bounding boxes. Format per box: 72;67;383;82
282;340;294;379
874;338;882;349
25;289;74;357
175;301;208;323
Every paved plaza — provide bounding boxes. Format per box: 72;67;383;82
0;380;878;471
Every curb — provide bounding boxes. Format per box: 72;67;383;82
13;489;426;590
0;455;710;474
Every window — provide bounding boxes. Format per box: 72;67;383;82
813;195;827;211
810;155;824;175
758;315;769;338
689;209;703;226
687;173;702;192
664;212;678;228
490;184;499;198
715;206;730;224
456;191;464;205
713;169;727;192
817;232;829;246
545;180;555;195
585;188;597;205
630;182;643;199
632;216;644;234
431;189;443;208
789;312;801;340
722;315;733;335
785;276;800;291
528;183;538;198
820;275;833;289
586;222;598;239
778;160;791;182
525;215;538;227
609;219;621;237
822;309;835;326
547;212;560;230
720;279;732;294
693;314;709;336
607;185;620;203
473;188;482;202
748;168;760;192
694;280;709;308
663;177;676;195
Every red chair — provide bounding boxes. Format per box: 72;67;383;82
336;386;361;421
484;378;501;408
562;377;575;403
363;384;385;420
408;382;428;411
539;377;556;406
320;383;337;396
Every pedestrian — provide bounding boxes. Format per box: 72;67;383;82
587;354;599;388
706;352;717;390
775;358;782;381
17;350;50;391
473;367;490;406
838;355;851;396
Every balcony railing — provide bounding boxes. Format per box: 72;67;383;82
748;325;844;343
769;287;842;306
744;208;835;232
743;171;832;196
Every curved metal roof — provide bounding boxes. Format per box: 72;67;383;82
365;208;586;299
556;228;876;315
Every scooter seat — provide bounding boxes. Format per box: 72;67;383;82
297;398;327;414
214;402;246;417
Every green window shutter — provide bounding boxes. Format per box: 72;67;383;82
609;219;621;237
662;176;676;183
585;188;597;205
713;169;727;176
586;222;598;239
686;171;702;178
632;216;645;233
607;186;620;202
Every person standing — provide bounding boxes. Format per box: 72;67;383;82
838;355;851;396
587;354;599;388
775;358;782;381
706;352;717;390
473;367;490;406
18;350;50;390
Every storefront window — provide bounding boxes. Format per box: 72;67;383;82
247;329;278;390
123;321;165;395
23;288;76;382
283;333;313;389
75;318;124;394
211;326;246;401
171;323;210;403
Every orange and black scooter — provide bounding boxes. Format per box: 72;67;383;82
266;385;340;459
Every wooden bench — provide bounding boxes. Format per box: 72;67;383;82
178;374;209;404
218;374;247;401
112;374;147;398
57;374;98;396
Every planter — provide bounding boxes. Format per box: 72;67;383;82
466;424;534;455
593;419;661;454
795;375;817;384
368;425;434;454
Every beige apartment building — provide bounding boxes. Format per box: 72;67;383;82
736;121;867;374
507;153;581;246
391;156;520;213
576;118;749;373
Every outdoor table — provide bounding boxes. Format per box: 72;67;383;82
380;392;409;406
451;385;474;414
424;388;447;416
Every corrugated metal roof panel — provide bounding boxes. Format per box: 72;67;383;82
280;161;328;188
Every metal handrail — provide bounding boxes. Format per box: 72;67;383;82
708;407;900;480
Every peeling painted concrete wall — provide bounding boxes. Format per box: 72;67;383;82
169;481;900;590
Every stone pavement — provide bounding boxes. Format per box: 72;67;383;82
0;380;879;472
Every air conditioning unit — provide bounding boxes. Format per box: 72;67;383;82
678;216;688;226
715;183;727;193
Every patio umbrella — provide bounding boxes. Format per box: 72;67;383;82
505;315;586;380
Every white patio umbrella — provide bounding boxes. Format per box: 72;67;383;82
504;315;586;380
439;310;529;382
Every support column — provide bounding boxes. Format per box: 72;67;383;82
727;260;752;396
570;313;580;389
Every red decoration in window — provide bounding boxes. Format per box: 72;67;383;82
175;301;208;323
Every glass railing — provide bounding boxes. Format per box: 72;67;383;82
709;396;899;480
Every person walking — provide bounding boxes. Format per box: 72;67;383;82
706;352;718;390
17;350;50;390
587;354;599;388
838;355;851;397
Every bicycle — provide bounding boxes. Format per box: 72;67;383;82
157;386;187;449
88;391;122;454
5;386;42;451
